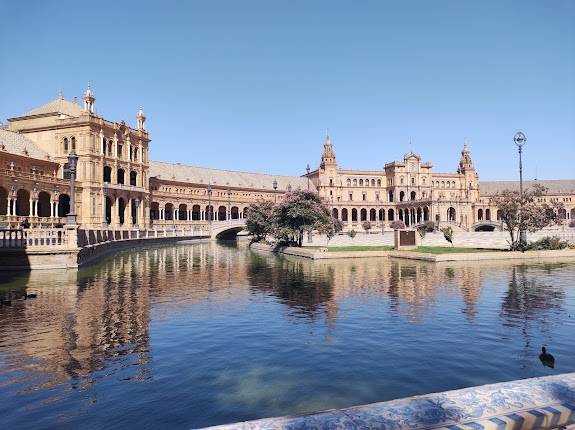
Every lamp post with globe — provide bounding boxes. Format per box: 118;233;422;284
514;131;527;247
66;150;78;225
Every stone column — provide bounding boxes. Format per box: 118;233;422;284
55;201;59;218
29;198;33;217
6;197;11;216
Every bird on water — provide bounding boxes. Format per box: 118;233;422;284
539;347;555;368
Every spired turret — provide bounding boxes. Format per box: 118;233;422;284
137;107;146;130
319;133;337;170
458;143;474;174
83;85;95;113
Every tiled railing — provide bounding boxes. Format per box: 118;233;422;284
201;372;575;430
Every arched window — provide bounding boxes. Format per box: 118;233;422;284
130;170;137;186
478;209;483;221
71;137;76;151
411;177;415;185
485;208;491;221
377;179;381;187
63;138;69;153
422;177;426;185
332;208;339;219
360;208;367;221
359;179;364;186
117;168;125;185
388;208;394;221
353;179;357;186
351;208;358;222
399;191;405;202
103;165;112;183
441;181;445;187
370;208;376;221
400;177;404;185
410;191;416;200
347;178;351;186
371;179;375;186
388;190;394;202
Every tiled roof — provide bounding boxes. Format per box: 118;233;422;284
22;97;84;118
480;180;575;195
150;160;313;191
0;128;51;160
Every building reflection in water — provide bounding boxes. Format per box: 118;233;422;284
0;242;572;415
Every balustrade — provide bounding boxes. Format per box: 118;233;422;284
0;220;240;250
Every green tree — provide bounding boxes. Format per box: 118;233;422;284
441;226;454;247
362;221;372;233
272;190;334;247
245;200;274;242
347;229;357;241
491;184;563;250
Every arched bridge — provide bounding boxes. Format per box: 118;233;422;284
210;219;247;239
471;221;503;232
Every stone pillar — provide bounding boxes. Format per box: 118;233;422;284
6;198;11;216
55;201;59;218
29;198;33;217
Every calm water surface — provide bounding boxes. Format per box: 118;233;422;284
1;241;575;429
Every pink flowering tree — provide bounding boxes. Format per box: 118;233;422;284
272;190;340;247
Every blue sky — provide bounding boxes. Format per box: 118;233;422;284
1;1;573;180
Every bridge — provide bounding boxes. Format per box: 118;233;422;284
209;219;247;239
0;220;248;270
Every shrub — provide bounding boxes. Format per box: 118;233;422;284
526;236;570;250
569;220;575;228
362;221;372;232
417;221;435;238
389;220;406;230
441;226;454;247
347;229;357;240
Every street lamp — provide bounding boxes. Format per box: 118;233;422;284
66;150;78;225
273;179;278;203
436;195;441;231
207;183;212;224
134;197;140;227
514;131;527;247
287;184;292;193
306;164;310;190
227;187;231;224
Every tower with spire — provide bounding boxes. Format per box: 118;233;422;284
319;133;337;170
457;143;479;200
457;143;474;174
83;85;95;113
137;107;146;130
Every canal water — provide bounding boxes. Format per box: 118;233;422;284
1;241;575;429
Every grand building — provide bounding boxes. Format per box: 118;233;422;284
1;87;574;231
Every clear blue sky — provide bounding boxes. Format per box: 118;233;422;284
1;1;574;180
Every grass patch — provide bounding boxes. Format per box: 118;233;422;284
407;246;499;254
328;245;394;252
